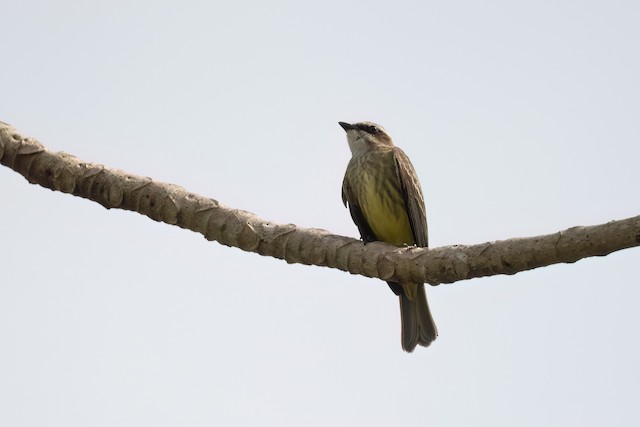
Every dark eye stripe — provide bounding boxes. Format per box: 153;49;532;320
356;124;380;134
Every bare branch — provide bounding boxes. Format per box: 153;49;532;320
2;121;638;285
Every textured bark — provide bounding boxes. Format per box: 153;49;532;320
2;121;639;285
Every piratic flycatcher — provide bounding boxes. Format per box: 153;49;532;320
340;121;437;352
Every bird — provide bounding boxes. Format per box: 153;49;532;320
339;121;437;352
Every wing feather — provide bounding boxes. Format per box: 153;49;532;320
393;148;428;248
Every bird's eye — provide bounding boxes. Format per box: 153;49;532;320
368;125;380;134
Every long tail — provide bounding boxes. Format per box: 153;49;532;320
397;283;438;352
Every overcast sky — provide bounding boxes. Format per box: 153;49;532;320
2;1;639;425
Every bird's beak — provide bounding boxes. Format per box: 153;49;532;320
339;121;356;131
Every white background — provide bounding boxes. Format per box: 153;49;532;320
2;1;639;425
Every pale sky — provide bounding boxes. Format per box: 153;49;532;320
2;1;639;425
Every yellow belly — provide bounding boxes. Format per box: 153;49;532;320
360;170;414;246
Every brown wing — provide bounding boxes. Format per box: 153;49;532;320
342;174;377;243
393;147;428;248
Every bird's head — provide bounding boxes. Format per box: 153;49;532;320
339;121;394;156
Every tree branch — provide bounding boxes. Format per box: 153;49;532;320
2;121;638;285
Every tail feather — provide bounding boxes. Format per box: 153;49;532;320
398;283;438;352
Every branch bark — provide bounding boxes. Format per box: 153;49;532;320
2;121;638;285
